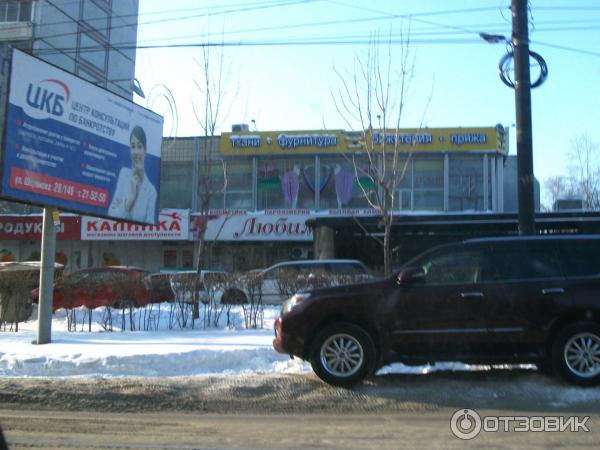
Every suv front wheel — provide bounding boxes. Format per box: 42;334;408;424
310;322;376;387
552;321;600;386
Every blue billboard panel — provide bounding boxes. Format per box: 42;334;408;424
0;49;163;225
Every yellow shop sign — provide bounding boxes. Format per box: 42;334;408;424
221;127;506;156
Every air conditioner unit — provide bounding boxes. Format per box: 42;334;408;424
554;198;584;211
231;123;250;132
291;247;309;260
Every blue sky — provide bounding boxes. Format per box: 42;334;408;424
134;0;600;201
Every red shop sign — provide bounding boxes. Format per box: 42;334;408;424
0;215;81;240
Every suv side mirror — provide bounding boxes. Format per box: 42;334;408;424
397;266;426;285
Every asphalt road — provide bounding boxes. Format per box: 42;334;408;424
2;409;599;450
1;369;599;449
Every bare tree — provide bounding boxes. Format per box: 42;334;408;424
0;267;37;331
332;29;429;276
112;272;147;332
56;274;80;332
543;135;600;210
543;175;575;210
569;134;600;209
167;273;196;330
191;35;238;319
219;273;247;328
202;271;228;328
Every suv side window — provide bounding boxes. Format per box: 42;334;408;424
559;242;600;277
484;246;563;281
420;248;484;285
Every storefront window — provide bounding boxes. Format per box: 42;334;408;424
160;163;192;209
390;156;412;189
198;160;226;210
257;157;315;210
182;248;194;268
319;156;374;210
413;158;444;211
225;158;253;209
448;155;484;211
163;250;177;268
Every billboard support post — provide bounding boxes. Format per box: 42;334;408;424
35;206;56;345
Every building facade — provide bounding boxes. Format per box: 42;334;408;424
0;0;139;99
156;126;517;272
1;124;545;273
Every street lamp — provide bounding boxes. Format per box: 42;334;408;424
479;33;507;45
107;77;146;98
131;78;145;98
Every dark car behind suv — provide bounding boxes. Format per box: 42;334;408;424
273;235;600;387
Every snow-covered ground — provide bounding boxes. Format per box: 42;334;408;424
1;304;311;377
0;303;543;379
4;304;600;414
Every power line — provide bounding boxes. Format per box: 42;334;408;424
133;19;600;48
32;0;317;43
32;31;600;60
0;0;300;36
323;0;487;37
22;1;600;60
133;7;513;46
33;37;481;55
531;39;600;57
534;5;600;11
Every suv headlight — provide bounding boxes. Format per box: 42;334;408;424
281;292;311;315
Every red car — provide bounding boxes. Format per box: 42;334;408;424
32;266;152;310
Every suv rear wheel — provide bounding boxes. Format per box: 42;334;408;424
552;321;600;386
310;322;376;387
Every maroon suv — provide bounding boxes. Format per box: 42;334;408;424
274;235;600;387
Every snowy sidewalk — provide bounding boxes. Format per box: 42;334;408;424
1;305;311;377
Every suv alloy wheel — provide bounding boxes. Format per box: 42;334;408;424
310;322;377;387
552;321;600;386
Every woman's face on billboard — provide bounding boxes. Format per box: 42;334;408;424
130;134;146;171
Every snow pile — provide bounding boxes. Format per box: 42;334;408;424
1;304;311;377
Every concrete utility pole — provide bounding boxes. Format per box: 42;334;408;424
35;207;57;344
512;0;536;235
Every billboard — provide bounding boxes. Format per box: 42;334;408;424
0;49;163;224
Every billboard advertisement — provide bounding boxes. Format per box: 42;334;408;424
0;49;163;224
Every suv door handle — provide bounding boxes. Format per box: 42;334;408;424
461;292;484;298
541;288;565;295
